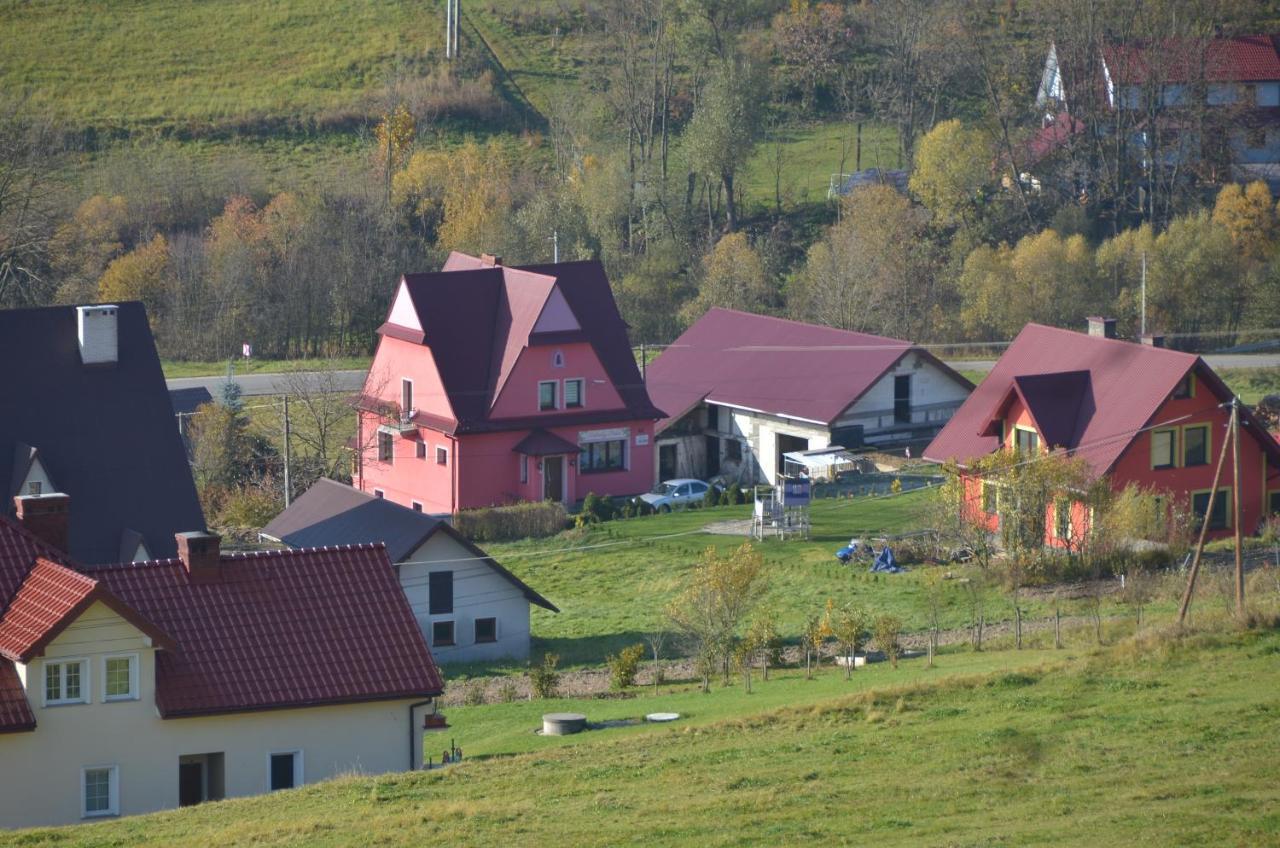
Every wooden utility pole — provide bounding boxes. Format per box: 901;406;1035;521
1231;399;1245;617
282;394;292;508
1178;408;1235;625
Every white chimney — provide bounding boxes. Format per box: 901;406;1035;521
77;305;119;365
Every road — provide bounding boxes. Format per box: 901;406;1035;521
163;354;1280;397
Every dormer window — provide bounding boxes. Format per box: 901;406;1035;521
1014;428;1039;455
539;381;558;411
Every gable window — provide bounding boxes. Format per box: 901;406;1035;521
1183;425;1209;467
1191;489;1230;531
436;446;449;466
564;378;584;408
82;766;118;818
1014;427;1039;455
553;351;565;368
1150;429;1177;470
269;752;301;792
432;620;456;647
412;501;423;512
429;571;454;615
103;655;138;701
378;431;394;463
1173;373;1195;399
580;439;626;473
475;617;498;644
538;380;558;411
27;481;41;496
373;489;385;499
45;659;88;706
416;440;427;460
401;379;414;417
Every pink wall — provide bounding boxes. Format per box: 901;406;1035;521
490;342;623;419
366;335;455;421
358;413;458;514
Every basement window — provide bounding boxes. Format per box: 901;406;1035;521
81;766;118;818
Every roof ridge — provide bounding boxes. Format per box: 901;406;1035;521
706;307;913;345
1022;323;1199;359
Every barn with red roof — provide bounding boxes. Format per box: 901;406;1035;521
645;309;973;485
925;319;1280;542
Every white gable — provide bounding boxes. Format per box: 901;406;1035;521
532;286;580;334
16;455;56;498
387;280;423;332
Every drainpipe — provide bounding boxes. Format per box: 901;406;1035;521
408;698;433;770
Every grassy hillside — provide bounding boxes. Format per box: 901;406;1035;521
10;629;1278;846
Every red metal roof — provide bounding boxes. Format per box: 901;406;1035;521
378;253;663;431
511;428;584;456
647;308;970;429
926;324;1228;476
82;544;443;718
1103;34;1280;84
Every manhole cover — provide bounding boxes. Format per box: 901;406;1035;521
646;712;680;723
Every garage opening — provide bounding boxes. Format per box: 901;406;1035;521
776;434;809;477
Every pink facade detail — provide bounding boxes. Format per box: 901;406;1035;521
356;253;664;514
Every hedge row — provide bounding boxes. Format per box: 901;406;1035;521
455;501;569;543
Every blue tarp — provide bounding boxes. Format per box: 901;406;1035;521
870;546;904;573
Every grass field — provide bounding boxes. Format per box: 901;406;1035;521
161;356;371;379
11;627;1279;846
739;121;903;213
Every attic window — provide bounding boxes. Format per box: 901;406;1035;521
1172;374;1195;400
553;351;565;368
27;481;41;496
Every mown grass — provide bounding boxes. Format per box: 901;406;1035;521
739;121;903;213
11;628;1279;846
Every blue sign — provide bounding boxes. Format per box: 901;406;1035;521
782;478;811;506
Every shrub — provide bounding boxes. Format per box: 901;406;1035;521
462;681;486;706
727;483;744;505
873;615;904;668
456;501;569;542
580;491;616;524
497;679;519;703
606;643;646;691
529;653;560;699
702;484;720;509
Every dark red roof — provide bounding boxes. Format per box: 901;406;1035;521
925;324;1280;476
376;253;663;433
0;662;33;734
1025;113;1086;165
1103;34;1280;84
511;428;585;456
647;308;971;429
82;544;442;717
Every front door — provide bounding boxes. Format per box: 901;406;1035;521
179;761;204;807
659;444;677;481
543;456;564;502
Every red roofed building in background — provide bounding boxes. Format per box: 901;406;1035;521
925;320;1280;543
0;509;443;828
356;252;664;514
646;309;973;485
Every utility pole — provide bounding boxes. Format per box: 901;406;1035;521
1231;398;1245;616
445;0;459;59
1140;251;1147;337
282;394;292;508
551;230;559;264
1178;409;1234;625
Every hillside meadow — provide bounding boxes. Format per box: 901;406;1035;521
6;627;1278;846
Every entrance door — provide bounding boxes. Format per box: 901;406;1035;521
894;375;912;424
179;761;205;807
543;456;564;502
658;444;677;481
705;436;721;478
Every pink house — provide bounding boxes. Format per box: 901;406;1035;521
355;253;665;514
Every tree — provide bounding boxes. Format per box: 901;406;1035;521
374;103;416;203
666;542;769;691
0;98;60;307
187;402;253;493
393;138;513;254
684;57;763;232
828;604;870;680
909;119;993;233
1212;181;1278;264
679;232;773;325
800;613;824;680
872;615;903;669
97;233;170;318
919;570;947;666
746;613;782;682
50;194;129;305
771;2;856;113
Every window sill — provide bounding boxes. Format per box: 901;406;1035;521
82;813;119;820
579;467;627;475
433;642;456;648
45;700;89;708
103;695;139;703
475;638;497;644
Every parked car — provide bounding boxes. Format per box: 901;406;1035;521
638;478;715;512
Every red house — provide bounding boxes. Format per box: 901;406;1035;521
926;320;1280;541
355;252;665;514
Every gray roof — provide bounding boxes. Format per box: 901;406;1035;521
262;479;557;612
0;302;205;564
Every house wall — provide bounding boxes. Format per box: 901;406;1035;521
833;353;970;444
656;404;826;486
0;602;430;829
367;335;455;421
359;415;458;514
489;342;623;419
399;532;533;663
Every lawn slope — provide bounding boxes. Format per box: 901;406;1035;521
10;630;1278;846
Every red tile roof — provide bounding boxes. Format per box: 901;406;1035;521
647;308;971;430
1103;34;1280;85
925;324;1280;476
378;253;663;433
82;544;443;718
0;661;33;734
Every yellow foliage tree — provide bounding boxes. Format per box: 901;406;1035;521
393;138;512;254
679;231;772;325
909;119;992;230
97;234;169;316
1212;180;1277;263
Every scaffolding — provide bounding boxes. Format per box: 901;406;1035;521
751;477;811;541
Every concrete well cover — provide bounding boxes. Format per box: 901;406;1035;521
646;712;680;722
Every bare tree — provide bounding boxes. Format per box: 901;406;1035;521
0;97;60;307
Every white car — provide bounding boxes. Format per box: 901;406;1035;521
639;478;714;512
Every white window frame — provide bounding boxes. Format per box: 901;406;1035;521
101;653;139;702
564;378;585;409
81;765;119;818
266;750;304;792
538;380;559;411
44;658;89;707
436;445;449;466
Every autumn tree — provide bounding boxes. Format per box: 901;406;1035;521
679;232;773;325
828;603;870;680
393;138;513;254
909;119;993;237
684;57;763;232
97;234;170;319
771;1;856;113
50;195;129;305
872;614;903;668
1212;181;1278;264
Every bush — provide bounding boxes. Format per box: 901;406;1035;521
580;491;617;524
702;484;720;509
727;483;744;505
462;680;486;706
606;643;646;691
456;501;569;542
497;679;519;703
873;615;903;668
529;653;560;699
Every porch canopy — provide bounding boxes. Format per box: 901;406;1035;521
512;428;581;456
783;447;858;479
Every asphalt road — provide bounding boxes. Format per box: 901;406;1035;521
164;354;1280;397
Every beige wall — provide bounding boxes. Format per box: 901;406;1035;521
0;602;433;830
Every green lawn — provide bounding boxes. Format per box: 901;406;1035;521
1216;366;1280;406
739;121;903;213
12;628;1279;846
162;356;371;379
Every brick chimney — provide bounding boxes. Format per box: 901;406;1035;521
13;493;70;552
1140;333;1165;348
479;253;503;266
176;531;222;582
1087;316;1117;339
